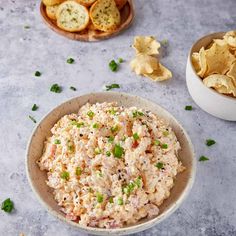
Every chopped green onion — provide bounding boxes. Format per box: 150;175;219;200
54;139;61;144
70;86;76;91
67;58;74;64
61;171;69;180
113;144;124;158
108;136;114;143
92;123;99;129
154;140;160;145
118;58;124;63
76;167;82;176
206;139;216;146
35;71;41;77
133;133;139;140
108;108;117;115
163;130;169;136
117;197;123;205
106;151;111;157
24;25;30;29
185;105;192;111
87;110;94;118
111;125;119;133
199;156;209;162
134;176;142;188
29;115;36;123
109;197;114;203
96;193;104;203
95;148;102;155
50;84;62;93
31;104;38;111
105;83;120;91
161;143;168;149
109;60;118;72
132;111;144;118
155;162;164;169
1;198;14;213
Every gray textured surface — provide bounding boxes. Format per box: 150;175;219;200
0;0;236;235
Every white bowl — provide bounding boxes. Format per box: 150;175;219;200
186;32;236;121
26;92;196;235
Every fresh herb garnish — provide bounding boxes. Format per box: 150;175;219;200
50;84;62;93
67;58;74;64
106;151;111;157
1;198;14;213
109;60;118;72
154;140;160;145
134;176;142;188
87;110;94;118
96;193;103;203
31;104;38;111
76;167;82;176
118;58;124;63
29;115;36;123
108;136;114;143
92;123;99;129
133;133;139;140
132;111;144;118
161;143;168;149
113;144;124;158
117;197;123;205
105;83;120;91
54;139;61;144
24;25;30;29
206;139;216;146
185;105;192;111
111;125;119;133
70;86;76;91
199;156;209;162
155;162;164;169
35;71;41;77
61;171;69;180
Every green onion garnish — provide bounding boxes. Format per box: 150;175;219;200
93;123;99;129
96;193;103;203
199;156;209;162
31;104;38;111
161;143;168;149
206;139;216;146
109;60;118;72
108;136;114;143
133;133;139;140
154;140;160;145
185;106;192;111
29;115;36;123
50;84;62;93
35;71;41;77
70;86;76;91
113;144;124;158
118;58;124;63
61;171;69;180
155;162;164;169
117;197;123;205
1;198;14;213
105;83;120;91
106;151;111;157
54;139;61;144
87;110;94;118
67;58;74;64
76;167;82;176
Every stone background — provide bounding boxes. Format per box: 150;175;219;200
0;0;236;235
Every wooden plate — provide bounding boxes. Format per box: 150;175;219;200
40;0;135;41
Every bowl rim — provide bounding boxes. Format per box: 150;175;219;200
188;31;236;102
26;91;196;235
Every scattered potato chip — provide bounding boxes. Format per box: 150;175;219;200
132;36;161;56
130;54;158;75
223;31;236;48
205;42;235;76
144;63;172;81
203;74;236;97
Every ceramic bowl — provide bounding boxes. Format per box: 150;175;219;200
26;92;196;235
186;32;236;121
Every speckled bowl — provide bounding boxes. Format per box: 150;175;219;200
186;32;236;121
26;92;196;235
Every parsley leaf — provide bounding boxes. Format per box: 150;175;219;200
1;198;14;213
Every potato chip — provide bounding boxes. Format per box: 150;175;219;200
132;36;161;56
213;38;227;47
191;52;201;74
144;63;172;81
223;31;236;48
204;42;235;76
197;47;208;77
226;62;236;86
130;53;158;75
203;74;236;97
